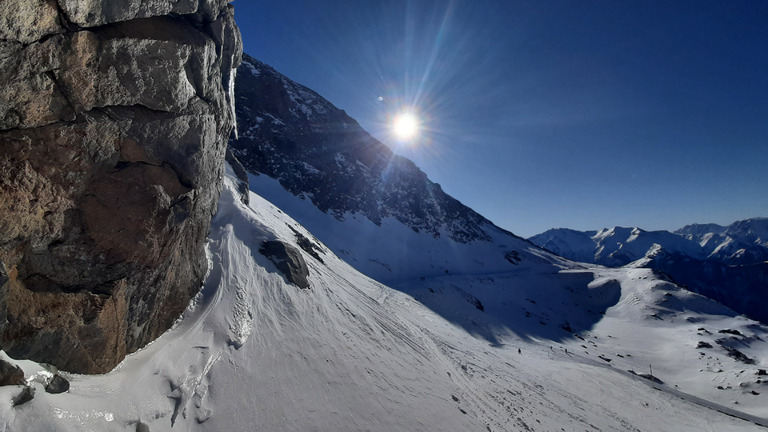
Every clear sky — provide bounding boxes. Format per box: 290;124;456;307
231;0;767;237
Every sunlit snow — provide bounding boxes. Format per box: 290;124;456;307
1;167;766;431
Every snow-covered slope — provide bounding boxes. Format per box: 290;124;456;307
3;171;767;431
230;55;570;282
229;55;564;284
247;172;563;284
232;54;502;245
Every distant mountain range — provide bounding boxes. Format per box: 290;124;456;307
531;219;768;267
529;219;768;323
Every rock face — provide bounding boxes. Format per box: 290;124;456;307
0;1;241;373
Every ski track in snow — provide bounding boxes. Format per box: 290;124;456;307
1;169;766;431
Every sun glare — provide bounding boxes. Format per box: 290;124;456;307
392;112;419;141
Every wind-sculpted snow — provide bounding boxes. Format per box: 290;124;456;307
1;170;766;431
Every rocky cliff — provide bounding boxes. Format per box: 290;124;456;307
0;0;241;373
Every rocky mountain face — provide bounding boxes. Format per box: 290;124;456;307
530;220;768;323
229;54;501;244
0;0;241;373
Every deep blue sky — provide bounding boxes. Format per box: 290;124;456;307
232;0;767;237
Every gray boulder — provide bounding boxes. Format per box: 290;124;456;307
45;374;70;394
12;385;35;406
259;241;310;289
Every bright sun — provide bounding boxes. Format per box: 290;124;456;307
392;112;419;140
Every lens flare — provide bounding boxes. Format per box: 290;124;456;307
392;112;419;140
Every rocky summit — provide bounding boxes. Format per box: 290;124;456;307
0;0;242;373
230;54;500;244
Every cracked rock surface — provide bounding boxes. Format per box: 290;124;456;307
0;0;242;373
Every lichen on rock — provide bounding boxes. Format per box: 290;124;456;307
0;0;242;373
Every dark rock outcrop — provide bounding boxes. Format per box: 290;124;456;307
45;373;70;394
259;240;310;289
0;359;25;386
12;385;35;407
0;1;241;373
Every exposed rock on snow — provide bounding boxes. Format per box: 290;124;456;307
225;147;250;205
0;0;242;373
11;385;34;407
0;359;24;387
44;374;70;394
259;240;310;289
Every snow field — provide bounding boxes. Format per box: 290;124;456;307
1;169;765;431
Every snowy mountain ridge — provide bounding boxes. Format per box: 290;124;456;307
676;218;768;263
530;220;768;324
230;54;514;247
221;56;768;428
531;218;768;267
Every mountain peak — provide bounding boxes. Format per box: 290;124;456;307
231;54;502;245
